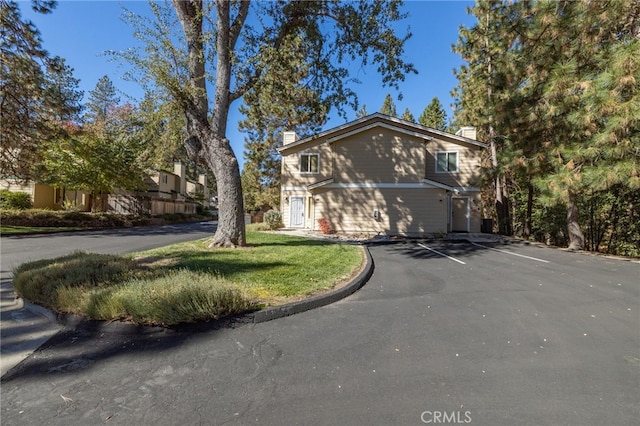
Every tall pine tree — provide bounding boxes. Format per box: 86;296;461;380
85;75;120;122
1;0;83;180
419;97;447;130
401;108;415;123
453;0;640;251
380;93;398;117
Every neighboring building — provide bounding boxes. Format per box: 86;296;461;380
278;113;487;235
1;161;209;214
0;179;92;211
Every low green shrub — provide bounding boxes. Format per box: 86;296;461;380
246;222;270;232
0;190;33;210
263;209;283;230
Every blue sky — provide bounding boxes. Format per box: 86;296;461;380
20;0;476;169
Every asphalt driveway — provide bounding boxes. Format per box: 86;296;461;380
1;240;638;425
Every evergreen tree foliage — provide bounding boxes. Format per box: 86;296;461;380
356;104;369;119
85;75;120;122
380;93;398;117
419;97;447;130
401;108;415;123
1;0;83;180
454;0;640;253
238;33;327;212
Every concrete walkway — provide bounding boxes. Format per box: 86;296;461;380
277;228;505;244
0;281;63;377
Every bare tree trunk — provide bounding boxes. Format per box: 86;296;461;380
567;191;584;251
201;131;245;248
173;0;248;247
485;12;511;236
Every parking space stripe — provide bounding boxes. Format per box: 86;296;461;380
417;243;466;265
469;241;550;263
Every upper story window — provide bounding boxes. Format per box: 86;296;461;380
436;151;458;173
161;174;168;184
300;153;319;173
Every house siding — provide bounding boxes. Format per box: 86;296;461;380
314;187;447;235
279;114;486;235
332;128;426;184
425;138;482;188
281;141;333;188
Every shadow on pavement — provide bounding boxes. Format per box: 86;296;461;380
1;221;217;240
0;312;253;383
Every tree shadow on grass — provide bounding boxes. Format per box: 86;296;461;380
154;250;289;276
245;238;341;248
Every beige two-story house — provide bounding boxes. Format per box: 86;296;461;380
279;113;487;236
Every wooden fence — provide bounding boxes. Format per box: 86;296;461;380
105;195;198;215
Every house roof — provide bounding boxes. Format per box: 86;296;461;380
278;113;488;154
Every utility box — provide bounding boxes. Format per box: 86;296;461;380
481;218;494;234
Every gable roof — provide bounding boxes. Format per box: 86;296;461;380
278;113;488;154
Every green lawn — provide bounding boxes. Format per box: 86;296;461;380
13;230;364;326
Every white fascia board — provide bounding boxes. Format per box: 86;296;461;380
452;186;481;193
277;112;488;154
422;179;455;191
327;122;433;144
325;182;444;189
306;178;334;190
284;181;479;192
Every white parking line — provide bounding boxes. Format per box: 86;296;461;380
469;241;550;263
417;243;466;265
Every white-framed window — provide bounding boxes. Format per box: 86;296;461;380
162;174;168;184
436;151;458;173
300;153;319;173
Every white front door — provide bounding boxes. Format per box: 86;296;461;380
451;197;470;232
290;197;304;227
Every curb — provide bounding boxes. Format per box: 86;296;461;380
19;246;374;332
252;246;374;323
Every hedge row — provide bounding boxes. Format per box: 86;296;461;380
0;209;208;229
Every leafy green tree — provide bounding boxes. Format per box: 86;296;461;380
85;75;120;122
118;0;416;247
380;93;398;117
1;0;83;180
41;104;151;210
401;108;415;123
418;97;447;131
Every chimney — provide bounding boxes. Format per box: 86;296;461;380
455;127;477;140
174;161;186;195
199;173;209;205
283;131;298;145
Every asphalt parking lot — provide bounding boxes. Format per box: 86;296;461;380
1;239;639;426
